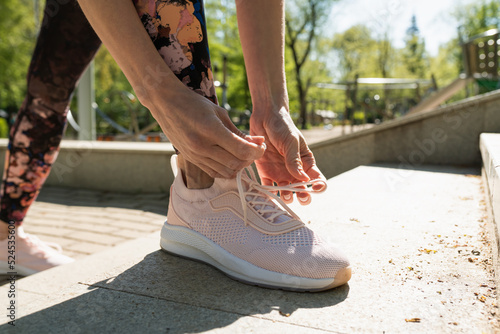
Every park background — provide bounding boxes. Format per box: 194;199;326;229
0;0;499;139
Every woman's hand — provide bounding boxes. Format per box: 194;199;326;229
76;0;265;179
147;85;266;179
250;107;326;205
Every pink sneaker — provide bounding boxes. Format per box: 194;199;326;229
0;227;74;276
161;157;351;291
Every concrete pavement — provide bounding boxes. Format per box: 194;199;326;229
0;163;497;333
22;186;167;260
0;186;167;287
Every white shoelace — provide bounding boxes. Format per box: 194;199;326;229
235;167;327;226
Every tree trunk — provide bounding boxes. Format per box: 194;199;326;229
299;88;307;129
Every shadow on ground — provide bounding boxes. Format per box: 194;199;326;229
36;186;169;216
2;251;349;333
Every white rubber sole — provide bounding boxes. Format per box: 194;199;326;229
160;221;350;292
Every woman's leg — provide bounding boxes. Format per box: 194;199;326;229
0;1;102;227
0;0;216;226
134;0;217;102
133;0;217;189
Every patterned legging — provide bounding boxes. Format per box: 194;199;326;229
0;0;217;225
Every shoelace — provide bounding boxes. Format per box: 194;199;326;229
235;167;327;226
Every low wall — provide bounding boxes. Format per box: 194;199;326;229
481;133;500;219
311;90;500;178
479;133;500;290
0;141;176;194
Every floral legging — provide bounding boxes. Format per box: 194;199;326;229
0;0;217;225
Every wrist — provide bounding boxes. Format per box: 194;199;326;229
131;65;186;111
250;90;289;117
249;103;294;137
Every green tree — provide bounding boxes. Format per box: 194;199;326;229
205;0;334;129
331;25;379;80
455;0;500;39
402;15;428;78
205;0;251;112
376;34;394;79
0;0;37;113
429;40;462;89
285;0;335;129
92;46;154;136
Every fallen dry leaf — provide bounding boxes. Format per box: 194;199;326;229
279;311;291;317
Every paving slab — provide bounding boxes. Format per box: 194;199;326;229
0;185;167;286
0;164;497;333
20;185;166;260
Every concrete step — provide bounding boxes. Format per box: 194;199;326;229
481;133;500;244
0;163;497;333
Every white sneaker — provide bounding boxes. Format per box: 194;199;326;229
0;227;74;276
161;156;351;291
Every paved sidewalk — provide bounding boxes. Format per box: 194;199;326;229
21;187;167;259
1;164;498;333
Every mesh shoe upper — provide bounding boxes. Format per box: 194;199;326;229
167;164;350;279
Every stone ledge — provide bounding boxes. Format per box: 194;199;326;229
0;139;176;194
311;89;500;151
480;133;500;250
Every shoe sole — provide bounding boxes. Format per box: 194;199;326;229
160;222;351;292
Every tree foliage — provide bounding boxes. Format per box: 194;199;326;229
205;0;251;111
285;0;334;129
332;25;378;80
402;15;427;77
0;0;37;113
455;0;500;39
204;0;334;128
3;0;499;136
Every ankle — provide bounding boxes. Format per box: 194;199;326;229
0;221;15;241
177;155;214;189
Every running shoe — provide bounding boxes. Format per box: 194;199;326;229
160;156;351;291
0;227;74;276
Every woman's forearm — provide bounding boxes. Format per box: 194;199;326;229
235;0;288;113
76;0;183;109
76;0;266;178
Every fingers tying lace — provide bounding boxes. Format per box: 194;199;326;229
236;166;327;226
